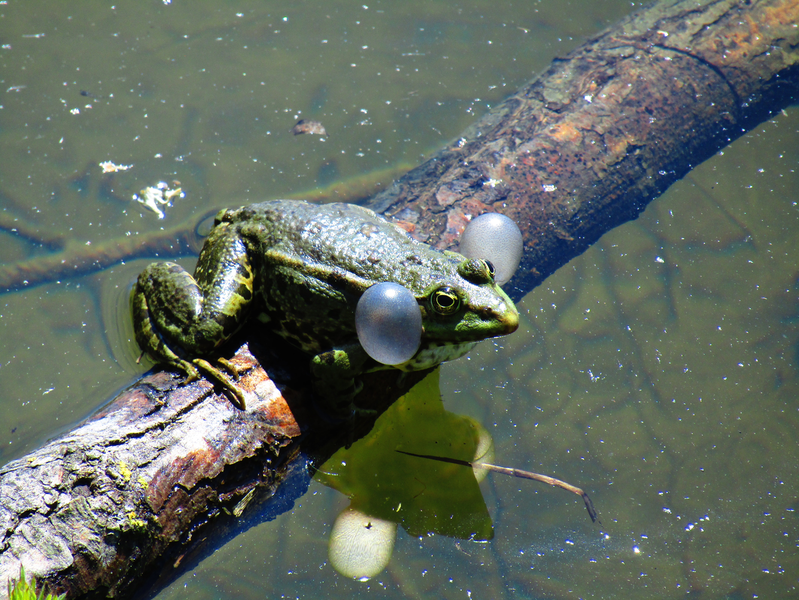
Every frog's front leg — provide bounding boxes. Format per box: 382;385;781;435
310;343;375;418
131;228;255;409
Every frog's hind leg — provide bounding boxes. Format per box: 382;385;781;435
137;221;255;346
131;277;203;384
131;231;256;409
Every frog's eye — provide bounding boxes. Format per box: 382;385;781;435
356;282;422;365
431;286;461;316
459;212;523;286
457;258;494;284
484;259;496;280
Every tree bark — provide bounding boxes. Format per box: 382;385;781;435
0;343;301;599
0;333;427;599
1;0;798;598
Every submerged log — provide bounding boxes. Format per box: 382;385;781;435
1;0;797;598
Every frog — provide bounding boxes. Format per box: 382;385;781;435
131;200;519;414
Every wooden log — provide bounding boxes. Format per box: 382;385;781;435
1;0;797;597
0;333;426;599
0;342;301;598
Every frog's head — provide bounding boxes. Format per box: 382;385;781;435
419;257;519;343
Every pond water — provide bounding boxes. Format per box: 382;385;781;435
1;1;797;598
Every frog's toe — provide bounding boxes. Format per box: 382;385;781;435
348;384;376;416
193;358;248;410
177;360;201;383
318;383;362;415
331;394;377;421
217;356;245;379
223;387;247;411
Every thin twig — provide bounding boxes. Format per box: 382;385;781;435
396;450;599;524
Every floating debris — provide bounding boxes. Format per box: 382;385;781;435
133;181;184;219
397;449;600;524
99;161;133;173
291;119;327;136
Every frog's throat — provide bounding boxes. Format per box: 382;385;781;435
399;341;478;371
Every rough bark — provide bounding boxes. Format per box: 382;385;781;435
0;332;426;599
0;342;300;599
1;0;798;598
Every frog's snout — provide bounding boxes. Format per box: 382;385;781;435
477;300;519;336
499;304;520;335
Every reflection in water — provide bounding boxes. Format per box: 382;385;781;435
316;371;495;548
400;450;599;523
329;506;397;581
319;369;600;580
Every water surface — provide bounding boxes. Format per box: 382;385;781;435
1;1;797;598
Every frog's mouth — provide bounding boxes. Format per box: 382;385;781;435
424;302;520;342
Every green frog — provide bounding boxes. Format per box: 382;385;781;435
131;200;519;413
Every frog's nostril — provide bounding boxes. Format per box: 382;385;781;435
475;303;519;335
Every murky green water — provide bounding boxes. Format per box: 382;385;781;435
2;1;797;598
